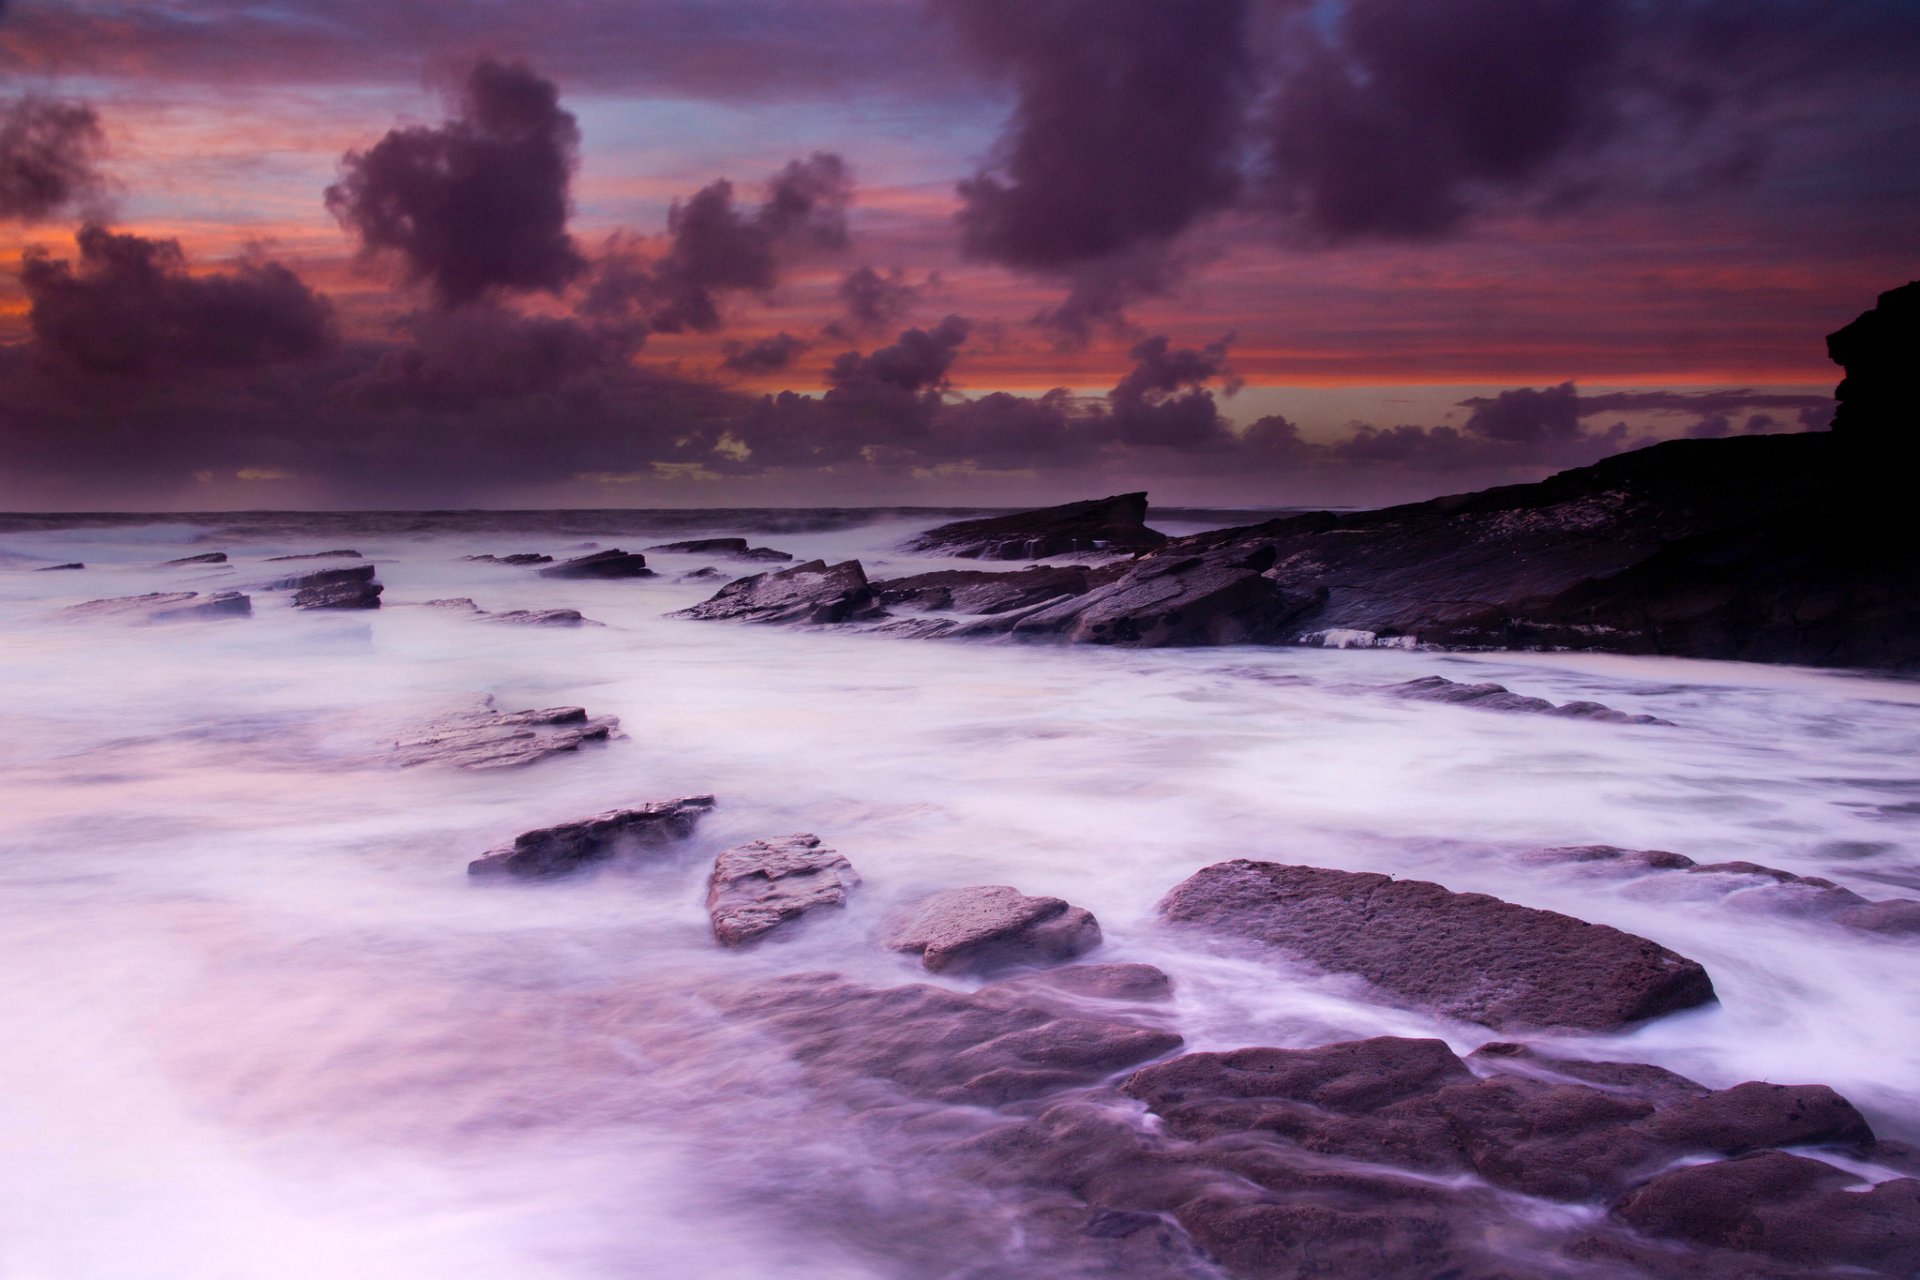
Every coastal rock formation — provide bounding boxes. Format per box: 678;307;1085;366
394;700;619;770
266;549;363;561
163;551;228;566
537;549;653;579
422;598;594;626
33;562;84;571
468;795;714;878
63;590;252;622
976;962;1175;1008
706;834;860;945
904;492;1168;560
646;537;795;562
670;559;882;625
1827;279;1917;440
287;563;383;609
872;565;1103;615
1159;860;1715;1031
716;971;1182;1105
1527;844;1920;934
466;552;553;565
1386;675;1672;724
882;885;1102;974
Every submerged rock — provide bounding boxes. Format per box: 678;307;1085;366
62;590;252;623
883;885;1102;974
163;551;228;565
421;598;595;627
716;971;1182;1105
34;562;84;571
468;795;715;878
537;549;653;579
670;559;882;625
466;552;554;565
266;549;363;561
905;492;1168;560
1386;675;1672;724
394;700;619;770
647;537;795;562
1159;860;1715;1031
706;834;860;945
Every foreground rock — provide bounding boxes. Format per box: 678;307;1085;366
905;492;1168;559
1160;860;1715;1031
468;796;715;878
1529;844;1920;935
706;835;860;945
63;590;252;623
422;598;595;627
537;549;653;579
872;565;1103;615
1387;675;1672;724
883;885;1102;974
394;700;619;769
670;559;882;625
646;537;794;563
717;971;1182;1105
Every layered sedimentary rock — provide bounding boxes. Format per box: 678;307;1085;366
468;795;714;878
63;590;252;622
537;549;653;579
1159;860;1715;1031
1386;674;1672;723
394;700;619;770
904;492;1168;559
706;835;860;945
669;559;883;625
646;537;794;562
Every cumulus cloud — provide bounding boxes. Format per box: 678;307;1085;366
0;96;107;223
20;224;334;376
326;59;586;306
722;332;810;374
834;265;926;335
1108;333;1236;449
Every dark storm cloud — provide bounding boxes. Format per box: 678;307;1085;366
350;308;610;412
1459;381;1583;444
1107;334;1236;450
19;223;334;376
326;59;586;307
1459;385;1834;441
721;332;809;374
0;96;106;222
834;266;925;335
583;152;851;337
827;314;968;394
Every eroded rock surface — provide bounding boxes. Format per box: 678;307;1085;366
706;835;860;945
292;568;383;609
670;559;882;625
394;700;619;770
1528;844;1920;935
537;549;653;579
63;590;252;623
883;885;1102;974
1387;675;1672;724
1160;860;1715;1031
468;795;714;878
905;492;1168;560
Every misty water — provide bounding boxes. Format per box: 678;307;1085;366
2;511;1917;1278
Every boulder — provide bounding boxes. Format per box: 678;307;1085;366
34;562;84;571
537;549;653;579
1386;675;1672;724
468;795;715;878
715;971;1182;1105
706;834;860;945
163;551;228;565
905;492;1168;559
1158;860;1715;1031
394;701;619;770
265;549;363;561
671;559;882;625
62;590;252;623
882;885;1102;974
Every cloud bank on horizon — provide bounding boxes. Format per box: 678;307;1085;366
0;0;1910;508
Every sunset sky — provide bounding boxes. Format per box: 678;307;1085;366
1;0;1914;509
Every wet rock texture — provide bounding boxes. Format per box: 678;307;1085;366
1528;844;1920;935
670;559;883;625
706;835;860;945
1159;860;1716;1031
646;537;794;562
394;701;619;770
273;563;383;609
883;885;1102;973
904;492;1168;559
537;549;653;579
717;971;1182;1106
1387;675;1672;724
468;795;714;878
63;590;252;622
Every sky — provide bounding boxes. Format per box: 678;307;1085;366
0;0;1914;511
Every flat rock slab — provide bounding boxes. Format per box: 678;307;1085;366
394;702;619;770
465;552;553;565
716;972;1183;1105
883;885;1102;974
163;552;228;565
468;795;715;879
1528;844;1920;935
1159;860;1715;1031
422;598;596;627
266;549;363;561
871;566;1103;615
264;563;376;591
280;563;382;608
537;549;653;579
1387;675;1672;724
34;562;84;571
647;537;795;562
62;590;252;623
707;834;860;945
905;492;1168;560
672;559;883;625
